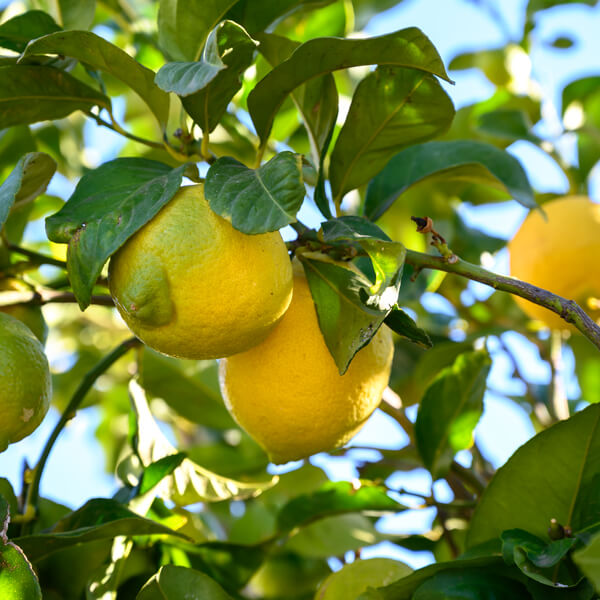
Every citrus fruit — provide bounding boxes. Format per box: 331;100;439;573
0;312;52;452
509;196;600;330
219;266;394;464
108;185;293;359
315;558;412;600
0;279;48;344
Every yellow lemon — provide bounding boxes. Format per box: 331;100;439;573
509;196;600;330
0;279;48;344
219;267;394;464
108;185;293;359
0;313;52;452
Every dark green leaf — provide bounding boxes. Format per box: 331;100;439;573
0;479;18;520
0;65;110;129
0;543;42;599
574;531;600;591
248;27;452;146
138;565;234;599
330;66;454;202
549;36;575;49
0;10;60;53
299;254;391;374
45;158;190;309
257;32;338;164
476;110;537;143
356;556;505;600
204;152;304;234
467;403;600;548
277;480;405;533
0;152;56;229
22;31;170;131
157;0;238;61
181;23;258;133
385;308;432;348
415;350;491;479
365;140;536;221
14;499;188;562
31;0;95;29
139;453;186;496
321;215;392;242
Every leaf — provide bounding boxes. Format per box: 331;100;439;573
0;10;60;53
204;152;305;234
277;480;405;533
45;158;190;309
365;140;536;220
257;32;338;164
476;110;538;143
181;23;258;133
329;66;454;202
0;65;110;129
157;0;238;62
415;350;492;479
0;543;42;599
467;403;600;548
31;0;95;29
139;454;186;496
22;31;170;131
0;152;56;229
14;498;187;562
128;379;277;505
299;254;389;374
384;307;432;348
248;27;453;146
574;531;600;591
138;565;234;600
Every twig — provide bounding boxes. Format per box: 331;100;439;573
21;338;140;535
6;243;66;269
85;111;165;150
405;249;600;352
450;460;486;495
380;387;415;443
0;289;114;307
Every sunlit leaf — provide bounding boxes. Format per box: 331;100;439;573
574;531;600;591
137;565;234;599
31;0;95;30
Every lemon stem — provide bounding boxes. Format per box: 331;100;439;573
21;337;140;535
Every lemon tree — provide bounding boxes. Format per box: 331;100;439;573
1;0;600;598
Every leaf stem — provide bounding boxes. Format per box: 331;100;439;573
85;111;165;150
404;249;600;352
21;338;140;535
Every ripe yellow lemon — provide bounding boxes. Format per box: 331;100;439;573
509;196;600;330
108;185;293;359
0;279;48;344
219;267;394;464
0;312;52;452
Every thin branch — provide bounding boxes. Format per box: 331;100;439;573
7;243;66;269
380;387;415;443
0;289;114;307
405;249;600;352
85;111;165;150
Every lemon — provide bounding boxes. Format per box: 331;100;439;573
219;267;394;464
509;196;600;330
0;312;52;452
108;185;293;359
0;279;48;344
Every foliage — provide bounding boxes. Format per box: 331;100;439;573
0;0;600;598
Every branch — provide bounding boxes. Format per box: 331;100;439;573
405;249;600;351
0;289;114;307
7;243;66;269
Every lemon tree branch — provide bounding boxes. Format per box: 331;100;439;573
405;249;600;351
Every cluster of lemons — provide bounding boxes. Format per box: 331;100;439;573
3;187;600;462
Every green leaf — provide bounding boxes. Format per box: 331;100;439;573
138;565;234;600
181;23;258;134
204;152;305;234
139;349;235;430
299;254;390;374
415;350;492;479
476;110;538;143
257;32;338;164
139;454;186;496
157;0;238;61
0;543;42;600
277;480;405;533
330;66;454;202
384;307;432;348
365;140;536;220
0;479;18;519
317;558;412;600
129;379;277;505
467;403;600;548
248;27;452;146
22;31;170;131
45;158;190;309
321;215;391;242
14;498;187;562
574;531;600;591
0;10;60;53
31;0;95;29
0;65;110;129
0;152;56;230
